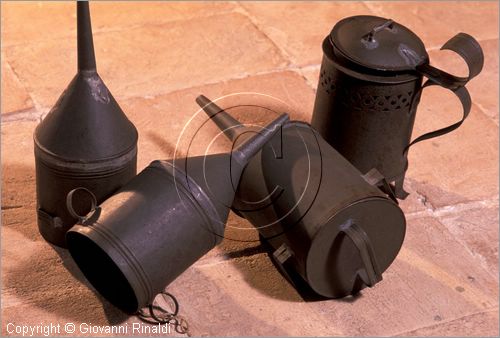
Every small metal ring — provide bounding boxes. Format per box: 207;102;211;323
66;187;97;223
175;316;189;334
148;291;179;324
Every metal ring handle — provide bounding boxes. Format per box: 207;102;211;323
66;187;97;223
174;316;189;334
148;291;179;324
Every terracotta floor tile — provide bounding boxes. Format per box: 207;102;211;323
240;1;372;67
0;228;181;336
438;205;499;279
310;215;498;336
119;70;316;170
402;308;499;337
366;1;499;49
1;228;116;325
169;253;336;336
1;122;38;241
3;12;287;108
406;88;498;207
169;214;498;336
1;1;236;47
1;58;33;115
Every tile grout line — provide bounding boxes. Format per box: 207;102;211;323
471;101;499;125
405;196;499;219
6;64;496;128
1;7;241;50
390;306;499;337
232;2;296;68
1;64;320;122
1;57;44;120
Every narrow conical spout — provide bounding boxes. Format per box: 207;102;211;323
196;95;245;141
230;113;289;167
77;1;97;72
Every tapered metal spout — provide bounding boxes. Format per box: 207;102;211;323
231;113;289;167
196;95;245;141
77;1;97;72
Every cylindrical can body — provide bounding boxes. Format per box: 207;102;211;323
34;145;137;248
66;160;223;313
311;37;423;194
232;122;406;297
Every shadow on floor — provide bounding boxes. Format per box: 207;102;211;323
2;163;128;325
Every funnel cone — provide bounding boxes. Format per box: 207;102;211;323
179;112;289;227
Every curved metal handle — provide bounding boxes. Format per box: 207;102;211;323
66;187;97;224
404;84;471;153
406;33;483;152
417;32;484;90
340;221;382;287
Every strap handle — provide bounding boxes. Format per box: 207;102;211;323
340;221;382;287
404;84;471;152
405;33;483;152
362;168;398;204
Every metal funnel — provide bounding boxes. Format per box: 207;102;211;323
66;112;288;313
197;95;406;299
33;1;138;247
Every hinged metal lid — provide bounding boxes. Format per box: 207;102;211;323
330;15;429;72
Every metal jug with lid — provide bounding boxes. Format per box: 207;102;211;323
311;15;484;198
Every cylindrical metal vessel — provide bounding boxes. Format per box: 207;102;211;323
66;159;225;313
66;114;288;313
197;96;406;298
311;15;484;198
34;2;138;247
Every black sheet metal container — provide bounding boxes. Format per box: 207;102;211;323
34;2;138;247
197;96;406;298
65;114;288;313
311;15;484;198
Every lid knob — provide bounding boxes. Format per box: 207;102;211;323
330;15;429;72
361;19;395;49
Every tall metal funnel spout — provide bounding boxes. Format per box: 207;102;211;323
77;1;97;71
196;95;245;141
232;113;289;167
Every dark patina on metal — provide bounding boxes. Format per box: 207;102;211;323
34;2;138;247
311;15;484;198
65;113;288;313
197;96;406;299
